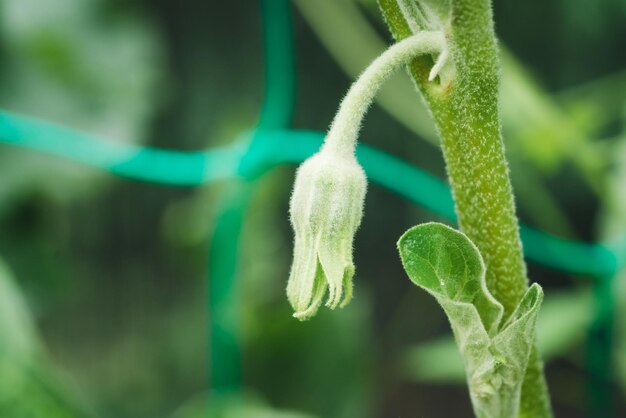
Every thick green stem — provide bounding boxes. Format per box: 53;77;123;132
378;0;553;416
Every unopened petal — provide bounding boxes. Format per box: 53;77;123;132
292;264;327;320
340;263;355;308
287;233;320;312
318;236;354;309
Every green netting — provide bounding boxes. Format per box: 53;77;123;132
1;110;619;276
0;0;619;416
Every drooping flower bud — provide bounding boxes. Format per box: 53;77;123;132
286;32;445;320
287;149;367;320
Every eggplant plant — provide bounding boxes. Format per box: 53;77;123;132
286;0;552;417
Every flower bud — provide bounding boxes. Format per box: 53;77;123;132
287;149;367;320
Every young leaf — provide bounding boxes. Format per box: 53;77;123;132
471;284;543;417
402;290;591;383
398;223;543;418
397;222;503;335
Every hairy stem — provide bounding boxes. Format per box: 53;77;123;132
322;31;443;158
378;0;553;416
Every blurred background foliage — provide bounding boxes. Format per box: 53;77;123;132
0;0;624;417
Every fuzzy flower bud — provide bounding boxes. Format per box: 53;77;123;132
286;32;444;320
287;149;367;320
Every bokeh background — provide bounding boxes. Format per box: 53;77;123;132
0;0;625;417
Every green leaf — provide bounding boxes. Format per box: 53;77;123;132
397;222;503;335
398;223;543;418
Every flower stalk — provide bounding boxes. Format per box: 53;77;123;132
322;31;444;158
